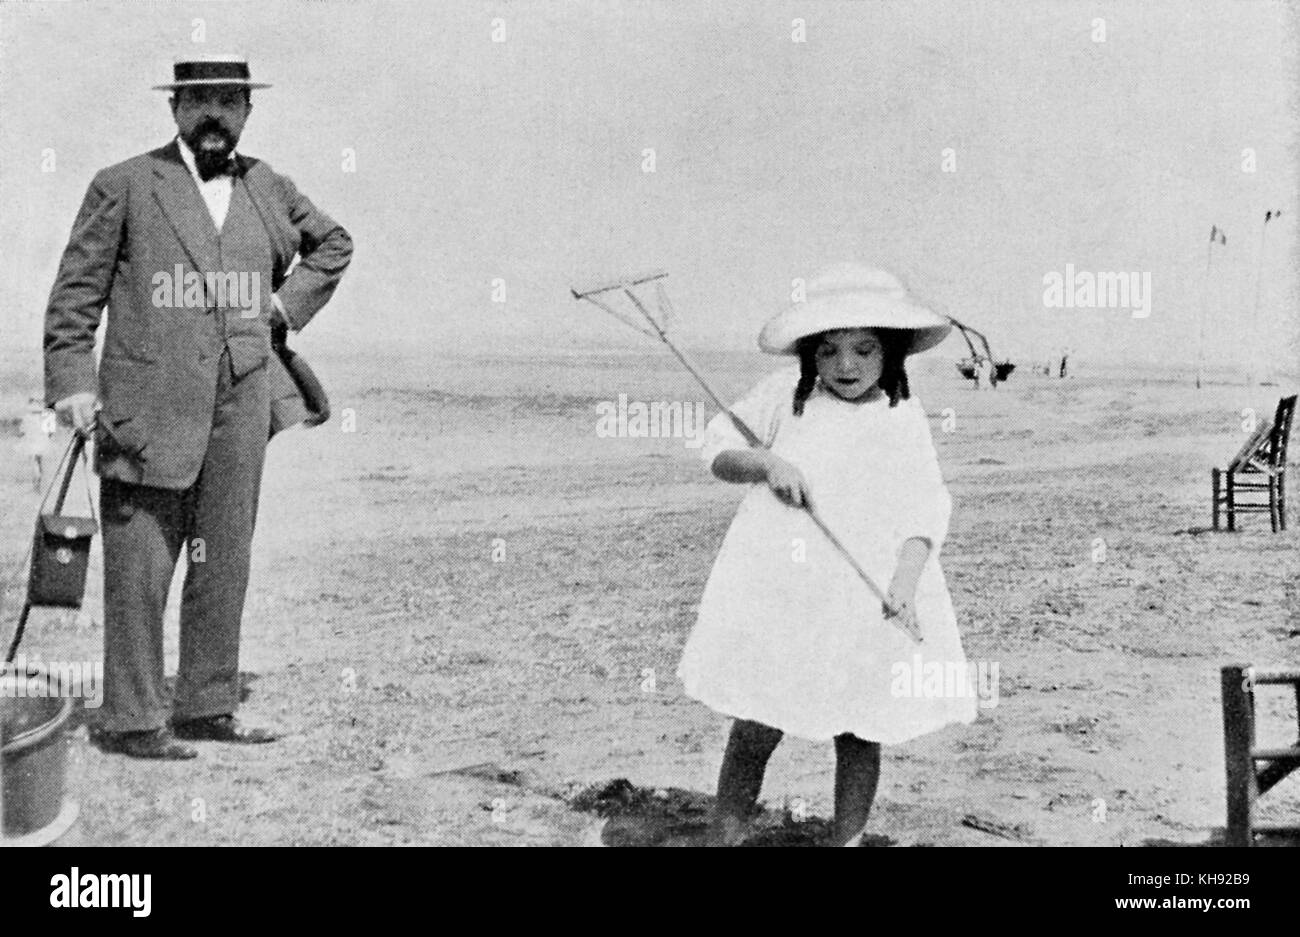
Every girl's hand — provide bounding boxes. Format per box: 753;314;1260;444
762;453;814;509
884;564;923;641
888;539;930;605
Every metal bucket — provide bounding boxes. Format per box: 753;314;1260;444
1;666;79;845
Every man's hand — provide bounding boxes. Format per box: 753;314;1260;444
54;392;98;434
270;293;291;329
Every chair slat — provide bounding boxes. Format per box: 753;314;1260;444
1228;420;1274;472
1251;746;1300;762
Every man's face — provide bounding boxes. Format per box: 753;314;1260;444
171;86;251;164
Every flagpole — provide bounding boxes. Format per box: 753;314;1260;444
1246;210;1280;387
1246;220;1265;386
1196;228;1220;390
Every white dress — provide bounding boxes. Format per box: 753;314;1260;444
678;366;978;744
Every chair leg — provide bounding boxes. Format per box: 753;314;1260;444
1212;469;1221;530
1279;471;1287;531
1294;682;1300;745
1222;666;1257;847
1269;479;1279;533
1227;471;1236;531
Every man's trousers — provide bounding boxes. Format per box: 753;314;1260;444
97;350;269;732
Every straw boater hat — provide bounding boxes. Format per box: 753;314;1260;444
759;263;952;356
153;55;270;91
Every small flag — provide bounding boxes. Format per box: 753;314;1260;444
1210;225;1227;245
1265;209;1283;223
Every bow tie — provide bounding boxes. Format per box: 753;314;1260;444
197;159;238;181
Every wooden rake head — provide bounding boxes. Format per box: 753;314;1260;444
570;269;675;340
568;267;916;639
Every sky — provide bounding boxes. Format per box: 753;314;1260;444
1;0;1296;372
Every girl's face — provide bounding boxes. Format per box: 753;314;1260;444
814;328;884;401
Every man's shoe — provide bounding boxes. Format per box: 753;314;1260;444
173;714;278;744
90;727;198;760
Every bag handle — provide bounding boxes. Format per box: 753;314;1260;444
79;431;98;525
37;428;96;523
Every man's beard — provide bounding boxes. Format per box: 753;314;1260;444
183;119;238;179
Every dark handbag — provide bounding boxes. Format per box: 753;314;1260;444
4;431;97;664
29;514;97;608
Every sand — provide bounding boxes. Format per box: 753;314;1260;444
0;346;1297;846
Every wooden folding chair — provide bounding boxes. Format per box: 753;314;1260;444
1212;395;1296;532
1221;665;1300;846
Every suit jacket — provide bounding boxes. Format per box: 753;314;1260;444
44;141;352;488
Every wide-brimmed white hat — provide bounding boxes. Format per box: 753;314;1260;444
759;263;952;356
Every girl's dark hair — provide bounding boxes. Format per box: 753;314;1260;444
792;328;911;416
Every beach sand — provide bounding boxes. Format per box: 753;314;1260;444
1;346;1297;845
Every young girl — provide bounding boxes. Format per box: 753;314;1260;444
678;263;977;846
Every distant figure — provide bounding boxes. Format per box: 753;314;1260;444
1059;353;1069;379
16;394;54;490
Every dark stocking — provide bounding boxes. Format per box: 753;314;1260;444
710;719;783;843
831;733;881;846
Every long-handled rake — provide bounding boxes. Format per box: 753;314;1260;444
571;270;922;643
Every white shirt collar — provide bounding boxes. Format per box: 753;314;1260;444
175;135;238;180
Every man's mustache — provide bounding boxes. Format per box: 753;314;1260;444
189;119;235;147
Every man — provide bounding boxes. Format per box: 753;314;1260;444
44;55;352;759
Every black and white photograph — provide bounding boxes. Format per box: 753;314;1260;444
0;0;1297;885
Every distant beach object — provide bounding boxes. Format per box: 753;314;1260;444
570;269;917;641
960;812;1037;843
1195;224;1227;389
946;316;1013;387
1245;210;1283;387
16;396;54;491
1211;394;1295;532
